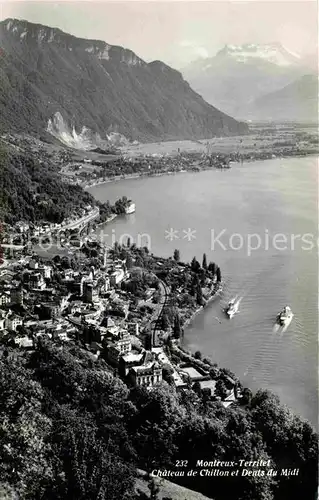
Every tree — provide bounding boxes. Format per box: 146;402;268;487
135;255;144;268
209;367;219;379
0;357;52;498
53;255;61;265
190;274;199;297
202;388;212;401
173;314;182;339
241;387;253;405
162;365;174;385
173;249;180;262
199;269;206;286
194;350;202;360
120;248;128;261
191;257;201;273
113;241;121;257
208;261;216;274
202;253;207;270
126;254;133;269
193;381;201;396
215;379;228;399
61;256;71;269
144;332;152;351
196;284;203;306
48;410;136;500
216;266;221;282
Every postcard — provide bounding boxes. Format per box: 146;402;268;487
0;1;317;499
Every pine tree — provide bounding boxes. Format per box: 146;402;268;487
208;261;216;274
173;249;180;262
202;253;207;270
191;257;200;273
113;241;120;257
173;314;181;339
200;269;206;286
196;283;203;305
216;266;221;282
190;275;199;296
193;381;201;396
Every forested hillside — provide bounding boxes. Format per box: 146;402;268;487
0;341;317;500
0;141;94;224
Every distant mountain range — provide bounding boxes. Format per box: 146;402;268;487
215;43;302;67
251;74;318;122
0;18;247;144
182;43;318;122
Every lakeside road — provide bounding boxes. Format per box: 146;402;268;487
151;278;169;347
61;207;100;231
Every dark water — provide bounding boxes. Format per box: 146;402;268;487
89;157;318;426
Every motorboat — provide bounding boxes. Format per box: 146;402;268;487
225;297;239;319
276;306;293;327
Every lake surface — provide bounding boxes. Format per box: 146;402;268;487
89;156;318;426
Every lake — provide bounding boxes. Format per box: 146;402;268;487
89;156;318;426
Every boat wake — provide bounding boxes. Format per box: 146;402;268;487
224;295;243;319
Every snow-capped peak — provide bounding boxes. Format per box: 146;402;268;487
217;43;301;67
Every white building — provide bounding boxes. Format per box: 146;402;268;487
107;329;132;365
38;265;52;279
14;336;34;348
30;272;46;290
6;314;23;331
130;361;162;387
0;291;10;306
0;314;6;331
110;269;125;286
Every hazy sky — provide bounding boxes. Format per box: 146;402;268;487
0;1;317;68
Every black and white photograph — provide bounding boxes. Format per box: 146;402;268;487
0;1;318;499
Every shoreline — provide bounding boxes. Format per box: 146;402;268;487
181;282;222;331
83;169;201;190
83;151;318;191
95;213;118;227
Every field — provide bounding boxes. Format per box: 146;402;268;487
121;124;318;158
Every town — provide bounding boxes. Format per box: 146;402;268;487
0;224;247;408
